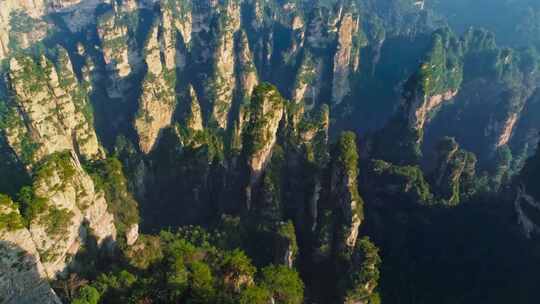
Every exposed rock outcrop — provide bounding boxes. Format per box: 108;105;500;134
28;152;116;278
332;13;359;105
495;113;519;148
292;52;323;110
208;0;241;129
244;84;285;209
134;16;178;154
0;0;49;61
413;90;458;132
236;31;259;102
5;52;104;165
186;85;204;132
0;196;61;304
97;4;138;98
331;132;363;250
432;137;477;205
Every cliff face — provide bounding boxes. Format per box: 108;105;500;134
28;152;116;278
0;46;138;303
0;0;106;61
208;1;241;129
420;29;540;167
432;137;477;205
236;30;259;103
0;196;61;304
292;52;323;110
185;85;204;132
0;0;47;61
332;13;360;106
516;143;540;238
5;52;103;165
403;29;463;141
97;3;138;99
331;132;363;251
243;84;285;208
134;11;178;154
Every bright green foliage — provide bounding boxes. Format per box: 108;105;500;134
371;159;434;204
261;265;304;304
344;238;381;303
41;206;74;236
276;221;298;263
334;132;364;219
125;235;163;270
71;286;100;304
34;152;76;186
243;83;285;157
432;137;477;205
13;152;78;233
83;157;139;245
17;186;47;225
189;261;215;303
74;227;304;304
418;28;463;97
335;132;359;180
238;286;272;304
220;249;256;283
0;194;24;232
178;125;225;162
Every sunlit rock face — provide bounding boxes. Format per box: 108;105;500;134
134;14;178;154
0;196;61;304
5;53;104;165
27;152;116;278
243;84;285;209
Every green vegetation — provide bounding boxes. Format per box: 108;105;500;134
260;265;304;304
343;237;381;304
11;54;53;94
0;194;25;232
12;153;77;234
334;132;364;219
371;159;434;204
243;83;285;157
17;185;47;225
72;286;100;304
418;28;463;97
431;137;477;205
68;228;304;304
276;221;298;263
177;125;224;161
9;11;36;33
41;206;74;236
34;152;76;184
83;157;139;245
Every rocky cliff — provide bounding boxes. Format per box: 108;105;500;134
431;137;477;205
26;151;116;278
331;132;363;251
134;9;178;154
0;42;138;304
243;84;285;209
0;195;61;304
4;51;103;165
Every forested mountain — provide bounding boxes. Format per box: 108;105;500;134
0;1;540;304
